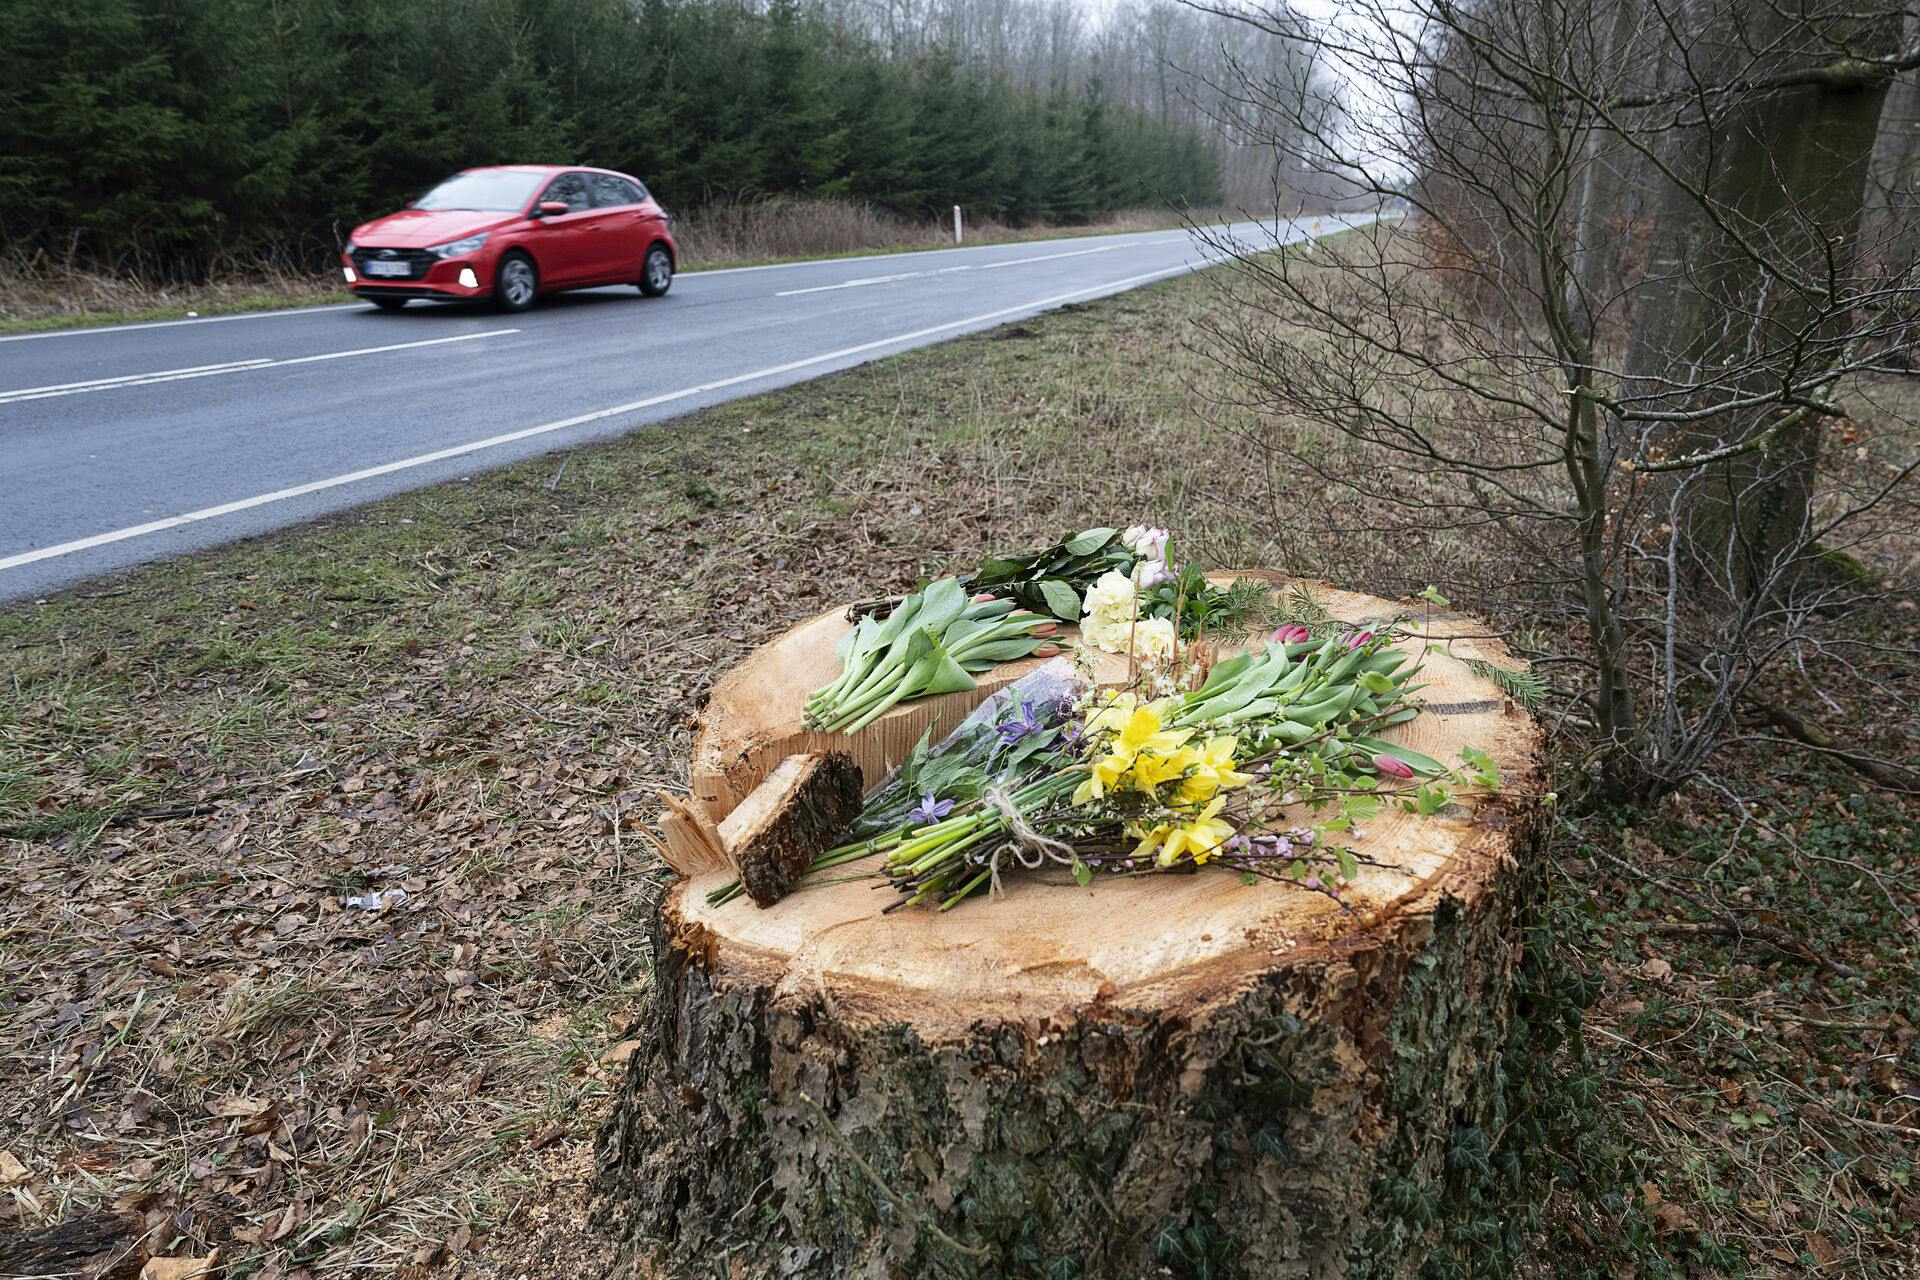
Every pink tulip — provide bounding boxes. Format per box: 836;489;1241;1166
972;592;999;603
1270;624;1312;645
1034;643;1062;657
1030;622;1059;637
1341;629;1375;650
1373;754;1415;780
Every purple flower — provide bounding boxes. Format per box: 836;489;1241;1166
908;794;955;825
996;699;1044;746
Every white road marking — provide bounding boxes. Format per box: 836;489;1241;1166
0;265;1197;574
774;243;1121;296
691;222;1248;277
0;330;519;405
0;303;362;343
5;357;274;397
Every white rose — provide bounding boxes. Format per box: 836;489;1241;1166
1082;569;1137;623
1079;570;1143;654
1079;614;1128;653
1131;617;1178;663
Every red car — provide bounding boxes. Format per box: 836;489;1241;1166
342;165;676;312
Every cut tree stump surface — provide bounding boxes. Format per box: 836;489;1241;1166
678;577;1538;1031
598;576;1547;1280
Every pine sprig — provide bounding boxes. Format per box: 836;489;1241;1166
1266;584;1340;638
1468;659;1548;710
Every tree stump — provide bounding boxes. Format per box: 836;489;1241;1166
595;579;1546;1280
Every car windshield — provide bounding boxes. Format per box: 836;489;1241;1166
412;171;543;212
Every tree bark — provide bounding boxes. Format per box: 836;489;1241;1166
1625;0;1901;592
593;583;1548;1279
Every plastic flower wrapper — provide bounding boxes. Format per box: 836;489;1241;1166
849;658;1086;839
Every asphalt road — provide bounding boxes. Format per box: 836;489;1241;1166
0;215;1369;602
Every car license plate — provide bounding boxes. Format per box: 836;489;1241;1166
365;260;411;277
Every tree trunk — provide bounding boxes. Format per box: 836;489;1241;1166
594;581;1548;1279
1625;0;1901;592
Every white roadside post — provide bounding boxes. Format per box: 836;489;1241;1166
953;205;963;244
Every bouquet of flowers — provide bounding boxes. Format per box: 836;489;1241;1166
716;565;1501;913
810;525;1275;734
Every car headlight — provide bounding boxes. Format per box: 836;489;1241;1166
428;233;489;258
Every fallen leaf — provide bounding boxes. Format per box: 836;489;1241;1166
602;1039;643;1064
142;1250;220;1280
1639;957;1673;982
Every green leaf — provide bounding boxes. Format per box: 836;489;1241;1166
1072;859;1093;887
1062;527;1117;556
903;647;978;698
1037;578;1083;621
1352;735;1447;776
1336;846;1359;880
1418;584;1451;607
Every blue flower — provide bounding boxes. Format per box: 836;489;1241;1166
908;794;955;825
996;699;1043;747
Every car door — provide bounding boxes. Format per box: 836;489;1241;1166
589;173;649;283
531;172;599;285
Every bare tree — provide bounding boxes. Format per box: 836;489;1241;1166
1184;0;1920;800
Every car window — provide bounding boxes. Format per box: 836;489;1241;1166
591;174;635;208
624;177;649;203
413;170;543;211
541;173;592;212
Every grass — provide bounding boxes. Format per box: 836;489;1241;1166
0;256;1912;1278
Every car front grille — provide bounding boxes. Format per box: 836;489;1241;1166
351;248;438;280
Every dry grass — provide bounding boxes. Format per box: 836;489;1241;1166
0;263;1912;1279
0;252;348;330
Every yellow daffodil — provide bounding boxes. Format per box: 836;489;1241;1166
1073;700;1192;803
1084;690;1138;735
1132;796;1235;867
1129;746;1195;791
1176;735;1259;805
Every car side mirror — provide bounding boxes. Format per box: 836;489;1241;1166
534;201;570;218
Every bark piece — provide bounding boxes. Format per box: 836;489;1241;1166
0;1209;145;1279
719;752;864;907
594;579;1548;1279
687;606;1062;826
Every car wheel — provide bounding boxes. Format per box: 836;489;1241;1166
370;296;409;311
639;243;673;297
495;253;538;313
